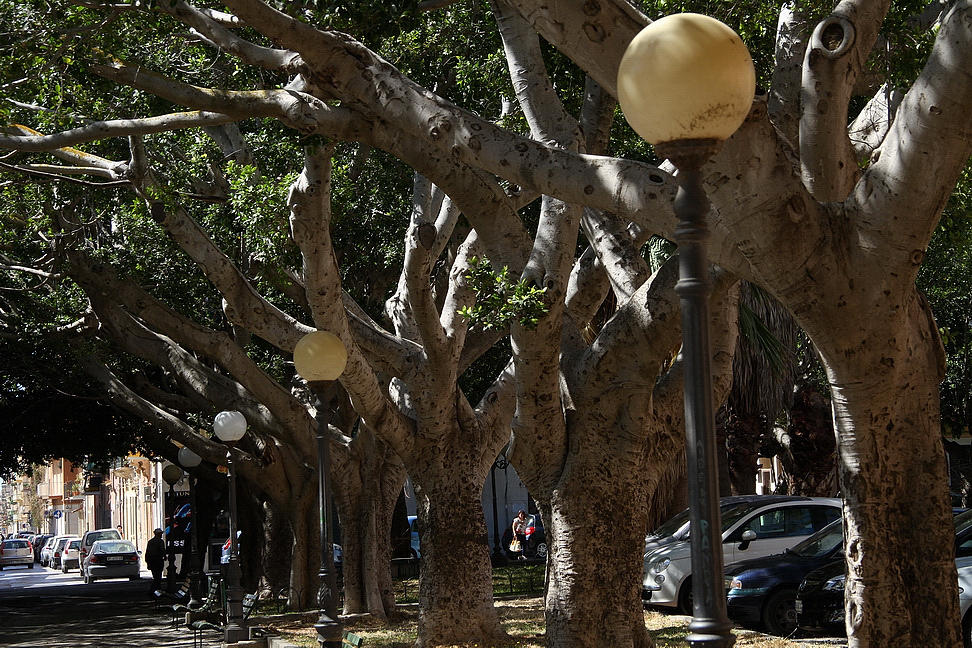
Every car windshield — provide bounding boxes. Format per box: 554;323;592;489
96;541;135;554
650;499;784;541
649;509;692;539
955;509;972;531
788;519;843;557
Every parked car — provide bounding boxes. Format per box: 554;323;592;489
407;515;421;559
645;495;795;554
959;556;972;647
643;496;841;612
61;538;81;573
41;535;73;567
0;538;35;570
51;536;79;570
31;534;53;562
724;519;843;635
501;513;547;560
78;528;122;573
81;539;140;584
796;508;972;634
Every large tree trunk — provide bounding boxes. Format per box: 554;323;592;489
333;430;406;620
545;462;653;648
287;481;321;610
412;470;509;648
819;297;959;647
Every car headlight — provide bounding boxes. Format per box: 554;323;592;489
726;576;768;596
649;557;671;574
822;574;846;592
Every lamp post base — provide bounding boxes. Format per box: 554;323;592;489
316;612;342;648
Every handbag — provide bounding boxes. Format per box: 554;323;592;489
509;538;521;552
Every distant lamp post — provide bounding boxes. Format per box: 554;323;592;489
160;463;184;592
618;13;755;648
177;446;204;606
213;410;248;644
293;330;348;648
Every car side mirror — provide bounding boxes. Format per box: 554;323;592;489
738;529;757;551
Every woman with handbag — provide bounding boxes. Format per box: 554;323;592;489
510;510;528;560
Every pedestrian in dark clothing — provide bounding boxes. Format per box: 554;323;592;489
145;528;166;593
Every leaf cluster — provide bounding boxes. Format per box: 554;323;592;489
458;257;548;330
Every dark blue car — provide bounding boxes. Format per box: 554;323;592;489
725;519;843;635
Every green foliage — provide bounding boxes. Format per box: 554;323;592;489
918;164;972;438
458;257;548;331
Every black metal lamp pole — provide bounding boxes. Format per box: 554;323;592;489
177;446;204;606
310;381;342;648
224;447;246;642
214;410;248;644
660;139;735;647
490;457;509;561
617;13;755;648
293;330;349;648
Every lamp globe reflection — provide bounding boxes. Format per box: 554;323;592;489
617;13;755;146
294;331;348;382
213;410;247;444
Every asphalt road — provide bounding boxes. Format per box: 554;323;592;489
0;562;197;648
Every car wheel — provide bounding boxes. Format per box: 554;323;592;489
27;562;34;569
963;609;972;648
761;588;798;636
535;542;548;559
677;578;694;615
61;563;69;573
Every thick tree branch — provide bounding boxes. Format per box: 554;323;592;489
287;145;415;453
161;0;300;71
849;0;972;261
1;113;239;154
799;0;892;200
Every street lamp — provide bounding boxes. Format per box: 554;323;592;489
618;13;755;648
293;330;348;648
161;463;184;593
213;410;248;644
177;445;204;606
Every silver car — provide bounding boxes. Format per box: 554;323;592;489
643;496;841;612
82;539;140;583
0;538;35;570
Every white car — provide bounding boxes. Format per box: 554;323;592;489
954;556;972;646
643;496;841;612
41;535;74;568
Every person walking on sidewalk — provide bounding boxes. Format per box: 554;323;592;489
145;528;166;594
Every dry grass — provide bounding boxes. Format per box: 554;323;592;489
268;597;840;648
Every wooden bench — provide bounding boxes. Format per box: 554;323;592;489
342;629;364;647
189;592;259;648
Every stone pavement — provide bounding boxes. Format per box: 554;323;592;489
0;575;198;648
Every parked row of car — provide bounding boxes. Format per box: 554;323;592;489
643;496;972;644
0;527;138;584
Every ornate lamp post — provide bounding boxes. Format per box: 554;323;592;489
618;13;755;648
213;410;248;644
161;463;184;593
177;445;204;606
293;330;348;648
